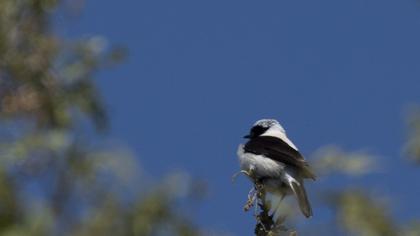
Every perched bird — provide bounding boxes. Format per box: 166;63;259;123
237;119;316;218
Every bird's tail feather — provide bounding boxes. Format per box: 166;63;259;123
289;179;312;218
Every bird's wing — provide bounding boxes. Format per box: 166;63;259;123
243;136;316;179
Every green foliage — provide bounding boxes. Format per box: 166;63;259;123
0;0;125;130
1;1;420;236
298;144;420;236
405;109;420;163
0;169;18;230
312;146;377;176
260;137;420;235
330;190;397;236
0;1;199;235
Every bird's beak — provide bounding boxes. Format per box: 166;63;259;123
243;134;251;139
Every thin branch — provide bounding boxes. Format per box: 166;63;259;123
234;170;297;236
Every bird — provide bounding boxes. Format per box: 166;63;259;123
237;119;316;219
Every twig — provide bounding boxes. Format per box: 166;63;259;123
234;171;296;236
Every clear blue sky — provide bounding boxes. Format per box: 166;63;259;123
60;0;420;234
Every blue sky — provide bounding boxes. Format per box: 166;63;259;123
60;0;420;234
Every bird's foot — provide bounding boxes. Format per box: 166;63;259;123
231;170;252;182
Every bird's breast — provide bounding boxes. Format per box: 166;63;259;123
237;144;285;178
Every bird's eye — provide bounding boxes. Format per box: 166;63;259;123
250;126;268;137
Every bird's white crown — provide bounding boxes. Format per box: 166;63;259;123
254;119;285;132
253;118;296;149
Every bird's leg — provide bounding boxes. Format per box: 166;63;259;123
270;193;286;221
268;193;290;233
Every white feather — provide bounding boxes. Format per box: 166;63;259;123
265;192;284;222
237;144;285;177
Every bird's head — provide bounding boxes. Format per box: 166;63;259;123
243;119;285;139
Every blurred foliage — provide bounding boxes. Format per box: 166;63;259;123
329;190;397;236
0;0;126;130
0;1;200;235
405;109;420;163
312;146;377;176
1;1;420;236
294;140;420;236
279;109;420;235
276;118;420;235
